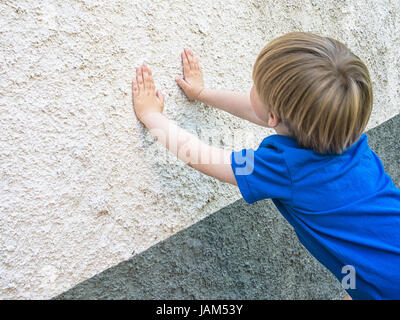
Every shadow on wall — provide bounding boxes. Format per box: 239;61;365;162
55;114;400;300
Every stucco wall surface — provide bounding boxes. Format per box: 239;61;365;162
0;0;399;299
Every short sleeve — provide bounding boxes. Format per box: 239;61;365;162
230;144;292;204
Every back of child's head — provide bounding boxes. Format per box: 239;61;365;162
252;31;373;154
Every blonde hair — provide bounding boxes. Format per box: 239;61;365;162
252;32;373;154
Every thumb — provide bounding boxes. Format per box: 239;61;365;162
175;78;190;90
156;90;164;103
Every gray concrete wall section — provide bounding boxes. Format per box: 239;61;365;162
56;114;400;300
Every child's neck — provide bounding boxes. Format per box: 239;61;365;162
274;122;292;137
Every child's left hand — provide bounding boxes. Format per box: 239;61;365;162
132;63;165;122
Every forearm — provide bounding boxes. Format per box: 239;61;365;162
140;112;203;164
140;112;236;185
198;88;267;126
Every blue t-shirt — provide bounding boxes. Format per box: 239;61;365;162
231;133;400;299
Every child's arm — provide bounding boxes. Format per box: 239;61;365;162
175;48;268;127
132;64;237;186
198;88;268;127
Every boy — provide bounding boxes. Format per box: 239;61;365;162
132;32;400;300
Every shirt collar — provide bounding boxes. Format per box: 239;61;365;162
259;134;299;148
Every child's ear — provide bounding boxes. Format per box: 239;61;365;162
268;111;280;128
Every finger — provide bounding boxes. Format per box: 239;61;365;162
136;67;144;91
188;49;200;71
142;64;149;90
132;79;139;97
185;48;195;70
144;64;155;91
144;63;152;76
182;50;190;72
193;56;201;71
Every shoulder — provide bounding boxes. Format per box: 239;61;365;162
230;135;296;204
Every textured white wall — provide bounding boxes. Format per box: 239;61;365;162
0;0;399;299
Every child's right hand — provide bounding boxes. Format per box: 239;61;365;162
175;48;205;101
